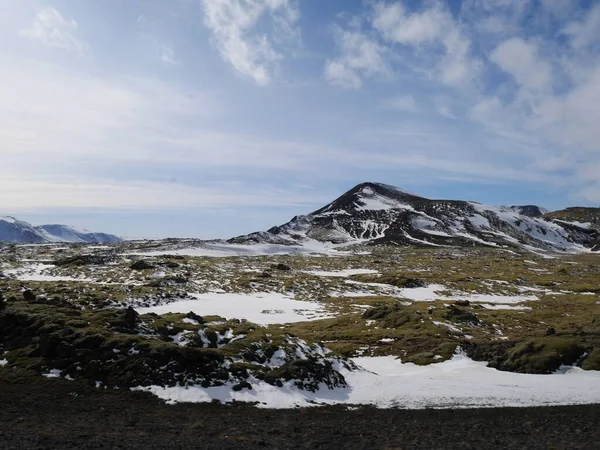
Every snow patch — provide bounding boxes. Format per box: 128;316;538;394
134;292;334;325
302;269;379;277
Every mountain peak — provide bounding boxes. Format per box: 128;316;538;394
1;216;21;224
351;182;421;198
311;182;427;216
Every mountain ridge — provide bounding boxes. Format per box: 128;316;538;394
229;182;600;252
0;216;122;244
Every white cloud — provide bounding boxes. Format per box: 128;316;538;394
0;175;329;210
381;94;417;112
433;97;459;120
325;28;388;88
563;3;600;49
533;63;600;153
460;0;531;37
200;0;299;85
373;2;444;44
372;1;479;85
19;6;88;55
158;44;180;65
490;38;551;92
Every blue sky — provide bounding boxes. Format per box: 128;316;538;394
1;0;599;238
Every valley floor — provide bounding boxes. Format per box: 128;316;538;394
1;366;598;450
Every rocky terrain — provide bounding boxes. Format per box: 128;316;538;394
1;237;599;409
2;367;599;449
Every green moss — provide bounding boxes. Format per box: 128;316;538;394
581;349;600;371
503;338;585;374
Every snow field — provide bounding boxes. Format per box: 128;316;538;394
136;351;600;409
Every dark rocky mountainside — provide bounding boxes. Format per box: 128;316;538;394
230;182;600;252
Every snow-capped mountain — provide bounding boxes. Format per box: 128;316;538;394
229;182;600;252
37;224;122;244
0;216;122;244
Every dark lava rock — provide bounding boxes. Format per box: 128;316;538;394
54;255;109;267
232;381;253;391
257;272;273;278
74;334;106;350
158;261;180;269
444;305;479;324
124;307;139;329
130;260;155;270
263;358;348;392
38;333;61;357
55;342;75;359
362;303;401;320
22;290;36;302
184;312;204;325
402;278;427;288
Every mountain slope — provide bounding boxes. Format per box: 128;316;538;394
0;217;122;244
38;224;121;244
229;182;599;252
544;207;600;230
506;205;549;218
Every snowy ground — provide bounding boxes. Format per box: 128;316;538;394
302;269;379;277
3;263;94;282
134;292;335;325
343;280;539;305
137;351;600;409
131;241;350;257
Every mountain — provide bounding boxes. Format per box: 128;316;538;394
544;207;600;230
0;216;122;244
38;224;122;244
229;182;600;252
506;205;550;218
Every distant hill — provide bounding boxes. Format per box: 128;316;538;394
0;216;122;244
229;182;599;252
544;207;600;230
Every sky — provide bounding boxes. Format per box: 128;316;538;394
1;0;600;239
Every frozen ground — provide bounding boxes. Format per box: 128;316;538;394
3;263;94;282
134;292;335;325
131;241;351;257
302;269;379;277
137;351;600;409
344;280;539;305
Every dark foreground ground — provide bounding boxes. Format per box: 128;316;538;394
1;367;599;450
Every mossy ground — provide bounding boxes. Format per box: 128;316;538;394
1;241;599;377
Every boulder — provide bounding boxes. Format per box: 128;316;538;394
54;255;108;267
232;381;253;391
124;307;139;329
130;260;154;270
184;312;204;325
22;290;36;302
